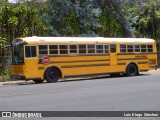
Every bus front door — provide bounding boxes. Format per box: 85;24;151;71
110;44;117;66
25;46;39;78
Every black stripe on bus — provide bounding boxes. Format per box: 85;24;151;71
117;52;157;55
138;62;148;64
118;58;148;61
117;63;126;65
61;64;110;68
38;67;45;70
50;59;110;64
38;59;110;64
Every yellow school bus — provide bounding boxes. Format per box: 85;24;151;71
10;37;158;83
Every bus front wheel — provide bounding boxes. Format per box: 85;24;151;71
126;64;138;76
45;68;59;83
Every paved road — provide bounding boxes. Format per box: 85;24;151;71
0;74;160;120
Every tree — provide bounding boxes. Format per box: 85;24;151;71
133;2;160;39
95;0;128;37
0;3;49;42
49;0;90;36
0;1;50;76
48;0;128;37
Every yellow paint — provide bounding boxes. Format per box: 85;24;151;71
10;37;158;80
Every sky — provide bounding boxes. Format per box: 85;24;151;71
8;0;15;3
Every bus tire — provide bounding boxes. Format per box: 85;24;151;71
33;79;44;84
45;67;59;83
126;63;138;76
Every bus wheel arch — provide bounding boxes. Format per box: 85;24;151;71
44;66;62;83
125;62;139;76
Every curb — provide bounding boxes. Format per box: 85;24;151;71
0;80;34;86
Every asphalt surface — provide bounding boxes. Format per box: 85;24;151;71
0;73;160;120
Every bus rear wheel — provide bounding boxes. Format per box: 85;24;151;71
126;64;138;76
45;68;59;83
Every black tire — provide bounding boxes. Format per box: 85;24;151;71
126;64;138;76
45;68;59;83
33;79;44;84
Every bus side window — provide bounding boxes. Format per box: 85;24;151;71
141;44;147;52
96;44;103;53
127;44;134;53
134;45;140;52
25;46;37;57
79;44;86;54
104;44;109;53
60;45;68;54
120;44;126;53
70;45;77;54
147;45;153;52
39;45;48;55
110;44;116;53
49;45;58;54
88;44;95;54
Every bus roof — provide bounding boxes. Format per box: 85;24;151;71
16;37;156;44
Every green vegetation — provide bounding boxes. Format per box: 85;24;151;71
0;0;159;41
0;0;160;78
121;0;160;57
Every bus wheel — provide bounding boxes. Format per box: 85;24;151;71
33;80;44;84
126;64;138;76
45;68;59;83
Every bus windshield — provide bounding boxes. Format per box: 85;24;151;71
12;44;24;64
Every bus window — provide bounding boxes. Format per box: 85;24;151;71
39;45;48;55
127;45;133;53
134;45;140;52
79;44;86;54
120;44;126;53
49;45;58;54
25;46;37;58
110;44;116;53
96;44;103;53
141;44;147;52
88;44;95;54
104;44;109;53
147;45;153;52
70;45;77;54
13;45;24;63
60;45;68;54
